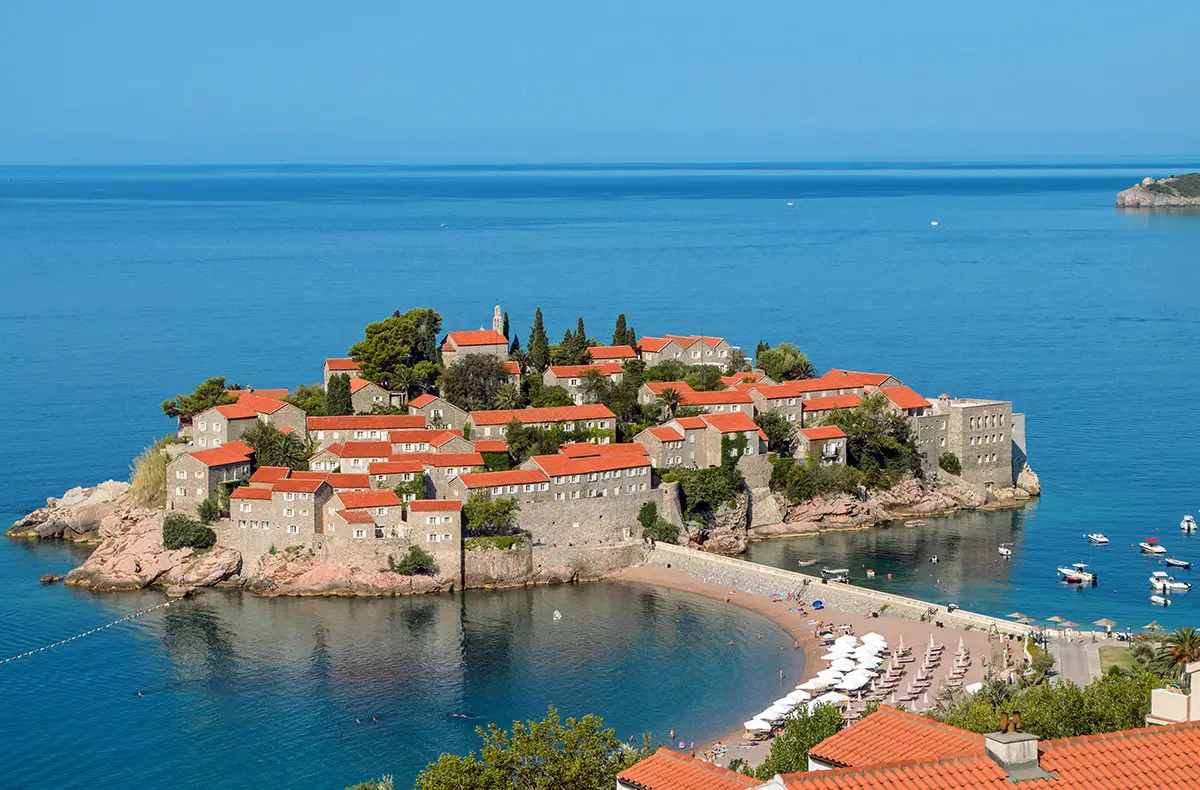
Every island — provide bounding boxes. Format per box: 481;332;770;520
1115;173;1200;208
8;304;1040;597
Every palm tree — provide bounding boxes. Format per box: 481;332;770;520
509;349;530;377
390;367;419;404
658;387;682;420
493;383;524;410
1155;627;1200;683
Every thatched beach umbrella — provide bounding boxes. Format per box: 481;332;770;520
1059;620;1079;628
1016;616;1035;624
1143;621;1163;632
1006;612;1026;619
1093;618;1117;628
1046;615;1064;623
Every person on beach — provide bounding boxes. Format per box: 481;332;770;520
670;729;675;742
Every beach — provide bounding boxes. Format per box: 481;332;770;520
613;564;1014;768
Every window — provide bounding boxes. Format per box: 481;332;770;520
299;509;308;516
492;486;502;495
198;421;207;431
240;503;252;513
175;470;187;480
284;508;295;517
239;520;247;529
195;487;203;496
376;475;386;482
194;471;203;478
571;490;580;499
507;485;518;494
555;492;564;501
688;435;695;443
327;524;336;533
285;492;296;501
199;438;207;447
353;529;366;539
287;525;298;534
376;507;387;516
175;486;186;496
250;520;258;529
316;431;325;440
262;521;270;529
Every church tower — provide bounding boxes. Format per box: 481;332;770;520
492;304;504;335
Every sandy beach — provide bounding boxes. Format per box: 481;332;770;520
613;564;1019;768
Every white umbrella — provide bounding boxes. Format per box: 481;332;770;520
820;651;850;661
837;674;871;691
816;668;844;679
811;691;851;709
855;657;883;669
852;646;880;659
773;697;795;707
861;632;886;644
834;635;858;646
965;681;984;694
744;719;771;731
830;658;856;672
799;677;836;691
785;690;812;703
763;703;794;718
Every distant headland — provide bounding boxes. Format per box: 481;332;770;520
1116;174;1200;208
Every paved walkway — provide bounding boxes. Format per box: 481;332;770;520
1050;636;1105;686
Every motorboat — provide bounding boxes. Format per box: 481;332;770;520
1165;557;1192;570
1182;515;1197;533
1068;562;1097;585
1140;540;1167;555
1087;533;1109;545
821;567;849;582
1058;569;1084;584
1150;594;1172;606
930;556;939;564
1149;571;1191;593
797;559;819;567
998;543;1013;558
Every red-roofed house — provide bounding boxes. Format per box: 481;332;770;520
797;425;848;465
192;395;305;449
445;469;552;503
558;442;647;459
820;368;903;391
441;329;509;366
518;452;651;502
389;429;473;455
385;452;485;497
407;394;469;431
632;424;687;469
543;362;624;405
587;344;639;362
407;500;463;553
617;748;757;790
801;393;862;427
635;413;764;469
881;386;932;417
287;471;372;491
472;440;508;454
307;414;425;450
229;478;334;540
325;489;404;538
248;466;291;487
348;377;394;414
637;334;738;366
166;441;255;514
323;357;360;386
720;371;774;388
748;378;865;425
467;405;616;441
679;388;754;414
309;441;393;472
638;380;695;405
367;459;427;495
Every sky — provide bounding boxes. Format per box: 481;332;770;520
1;1;1198;164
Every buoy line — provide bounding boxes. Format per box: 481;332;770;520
0;600;175;666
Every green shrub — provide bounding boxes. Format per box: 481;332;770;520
388;546;436;575
643;519;679;544
938;451;962;476
770;456;862;503
162;513;217;550
637;501;658;529
465;535;525;551
196;498;221;525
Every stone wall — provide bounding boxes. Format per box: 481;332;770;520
464;541;534;586
659;482;685;527
519;493;652;547
645;543;1032;636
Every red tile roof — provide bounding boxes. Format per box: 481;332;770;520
406;393;439;409
664;334;726;349
368;460;425;474
642;381;695;396
802;393;862;412
672;416;706;430
781;756;1008;789
231;388;291;400
325;357;359;370
215;393;289;418
883;385;932;410
637;336;674;353
214;402;263;419
468;404;615;426
286;471;371;489
1036;721;1200;786
335;489;401;509
617;749;757;790
559;442;648;458
648;426;684;442
408;499;462;512
472;440;509;453
751;378;855;399
699;411;760;434
272;478;327;493
547;362;624;378
334;509;376;524
680;390;752;406
307;415;424;431
807;706;984;769
457;469;549;489
822;369;895;387
187;441;254;467
446;329;508;347
528;452;649;476
348;376;378;394
388;429;464;446
587;344;638;360
333;441;393;458
503;360;521;376
387;452;484;468
800;425;847;440
230;486;272;500
249;466;290;483
720;372;766;386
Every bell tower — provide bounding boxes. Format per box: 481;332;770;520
492;304;503;335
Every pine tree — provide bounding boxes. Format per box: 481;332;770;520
624;324;637;346
528;308;550;372
613;314;627;346
575;317;587;345
325;373;354;415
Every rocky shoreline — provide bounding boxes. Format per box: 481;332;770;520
8;467;1041;598
1116;174;1200;208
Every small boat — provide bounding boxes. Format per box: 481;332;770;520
1182;515;1197;533
1140;540;1167;555
1149;571;1191;593
998;543;1013;557
930;555;939;564
1060;571;1083;584
1150;594;1172;606
1087;533;1109;545
821;567;850;582
865;569;876;578
797;559;819;567
1165;557;1192;569
1069;562;1097;585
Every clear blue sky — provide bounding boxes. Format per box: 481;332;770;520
2;1;1197;164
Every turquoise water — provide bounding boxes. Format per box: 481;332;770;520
2;164;1199;784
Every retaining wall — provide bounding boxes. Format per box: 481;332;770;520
645;542;1032;636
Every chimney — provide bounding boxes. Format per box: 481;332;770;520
985;712;1055;782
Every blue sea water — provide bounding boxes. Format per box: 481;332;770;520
1;163;1199;785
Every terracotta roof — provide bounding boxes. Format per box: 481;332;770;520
587;344;638;360
446;329;507;347
822;369;895;387
559;442;648;458
335;489;401;509
642;381;695;396
780;755;1008;789
230;486;272;500
214;402;264;419
807;706;984;769
673;416;706;430
751;378;854;399
503;360;521;375
368;460;425;474
307;415;424;431
699;412;760;434
636;337;674;353
800;425;847;440
1037;720;1200;786
468;404;615;426
334;441;393;458
231;388;291;400
720;372;765;386
617;748;757;790
680;390;752;406
547;362;624;378
528;453;649;476
272;478;327;494
325;357;359;370
648;426;684;442
883;385;932;410
407;393;438;409
348;376;378;394
331;509;374;525
388;452;484;468
408;499;462;512
664;334;726;349
802;393;862;412
472;440;509;453
215;393;289;418
286;471;371;489
388;429;464;447
249;466;290;483
187;441;254;467
456;469;549;489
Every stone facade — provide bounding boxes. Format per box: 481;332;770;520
307;415;425;450
748;379;863;423
388;430;473;455
796;426;848;465
407;395;468;431
323;357;360;386
637;335;737;366
467;405;617;440
543;363;623;405
518;454;653;503
916;395;1015;486
350;378;393;414
444;468;554;504
191;400;306;448
229;479;333;542
166;443;254;514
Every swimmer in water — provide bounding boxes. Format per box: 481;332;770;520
135;691;143;697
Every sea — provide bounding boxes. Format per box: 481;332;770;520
1;162;1198;786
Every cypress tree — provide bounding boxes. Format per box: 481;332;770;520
528;308;550;372
575;317;587;345
325;373;354;416
613;314;627;346
502;311;510;341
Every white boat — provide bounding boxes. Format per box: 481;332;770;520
1087;533;1109;545
821;567;849;582
1150;594;1172;606
1140;541;1167;555
1149;571;1191;592
930;556;939;564
1165;557;1192;569
1057;567;1084;584
1069;562;1097;585
1182;515;1197;532
998;543;1013;557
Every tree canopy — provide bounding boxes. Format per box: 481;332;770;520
412;707;646;790
325;373;354;416
241;422;313;470
463;492;521;536
756;410;797;456
612;314;637;346
551;318;592;366
505;420;589;463
756;342;818;382
528;308;550;372
287;383;326;417
348;308;442;391
823;391;923;488
441;355;513;412
161;376;236;418
753;704;843;779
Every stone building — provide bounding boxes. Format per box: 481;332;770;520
820;369;903;391
638;380;694;406
914;395;1016;487
797;425;848;465
306;414;425;450
585;344;638;362
445;468;553;504
518;452;652;502
191;394;306;448
309;440;392;472
633;425;689;469
388;429;474;455
542;362;624;405
323;357;360;386
407;394;469;431
679;388;753;414
166;441;254;514
748;378;865;424
637;335;738;366
407;500;464;574
467;404;616;441
880;385;932;418
367;459;426;494
634;412;765;469
287;471;371;491
440;330;509;367
800;393;863;427
229;477;333;541
326;489;404;538
348;377;393;414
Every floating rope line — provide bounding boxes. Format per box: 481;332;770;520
0;600;175;666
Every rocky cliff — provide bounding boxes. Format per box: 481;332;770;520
7;481;131;542
1116;174;1200;208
